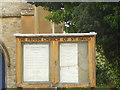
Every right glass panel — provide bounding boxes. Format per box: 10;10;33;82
78;42;89;85
59;42;89;85
60;43;78;83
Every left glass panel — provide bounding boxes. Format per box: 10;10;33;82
22;43;50;82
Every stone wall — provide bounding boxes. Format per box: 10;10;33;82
0;2;34;88
0;17;22;88
0;2;63;88
0;2;34;17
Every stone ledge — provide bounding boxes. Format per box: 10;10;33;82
0;2;34;17
21;9;34;16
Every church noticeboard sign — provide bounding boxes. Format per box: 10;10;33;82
14;32;97;88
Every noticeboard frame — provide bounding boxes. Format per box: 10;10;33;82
15;34;96;88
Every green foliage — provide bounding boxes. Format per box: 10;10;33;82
96;45;120;88
28;2;120;88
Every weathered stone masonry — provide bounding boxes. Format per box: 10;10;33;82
0;2;63;88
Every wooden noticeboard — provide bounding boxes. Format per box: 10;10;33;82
14;32;97;88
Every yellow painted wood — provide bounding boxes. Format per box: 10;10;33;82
53;41;59;83
17;36;91;42
20;84;49;88
50;41;55;84
59;85;88;87
88;36;96;87
92;36;96;87
88;37;93;87
16;37;22;85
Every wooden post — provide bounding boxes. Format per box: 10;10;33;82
16;38;22;86
53;41;59;85
88;36;96;88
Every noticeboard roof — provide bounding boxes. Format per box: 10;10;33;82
14;32;97;37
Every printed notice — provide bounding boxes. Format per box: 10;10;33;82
23;43;49;82
60;43;78;83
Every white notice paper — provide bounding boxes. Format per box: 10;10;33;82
23;43;49;82
60;43;78;83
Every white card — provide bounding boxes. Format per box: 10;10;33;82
60;43;78;83
23;43;49;82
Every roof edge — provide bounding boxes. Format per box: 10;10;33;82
14;32;97;37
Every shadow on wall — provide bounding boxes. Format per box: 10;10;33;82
0;40;11;89
0;49;5;89
0;40;10;67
